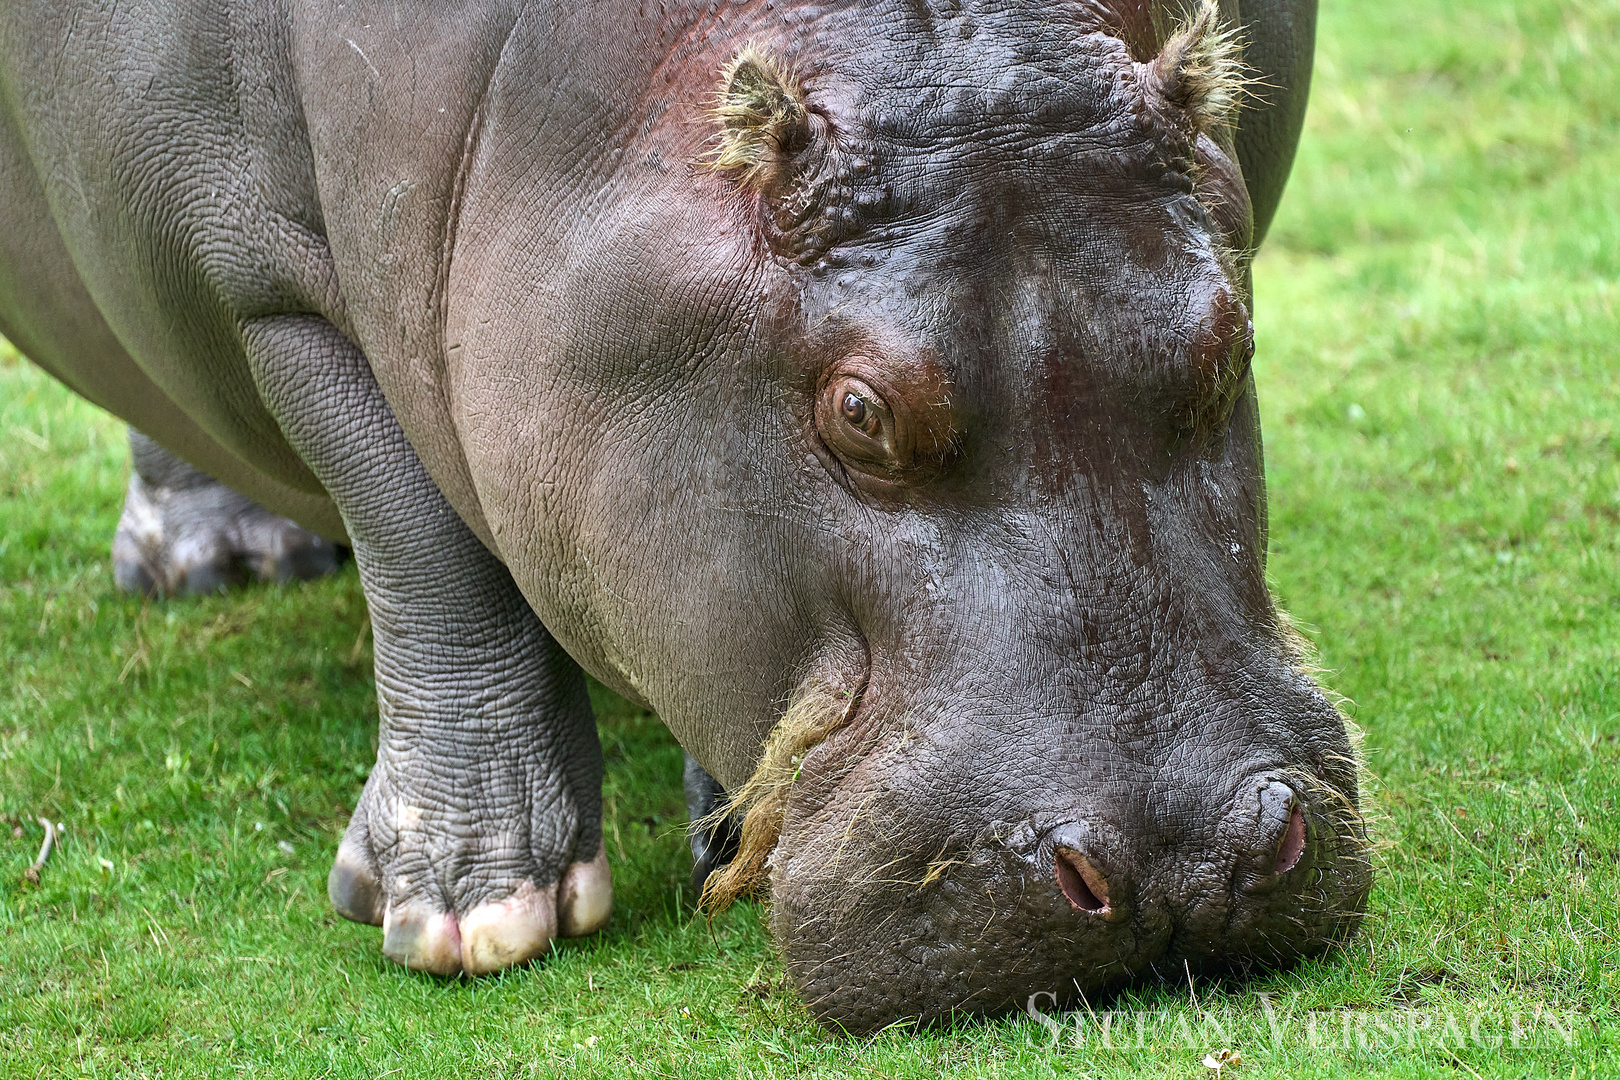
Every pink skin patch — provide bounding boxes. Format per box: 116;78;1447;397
1054;848;1110;914
1275;802;1307;874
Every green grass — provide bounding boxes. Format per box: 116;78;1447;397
3;0;1618;1074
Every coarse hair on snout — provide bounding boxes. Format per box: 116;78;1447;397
1271;600;1387;866
695;691;993;935
695;684;859;912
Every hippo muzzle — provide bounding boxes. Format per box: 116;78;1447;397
751;567;1371;1033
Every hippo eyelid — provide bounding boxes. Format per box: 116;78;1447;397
815;373;907;474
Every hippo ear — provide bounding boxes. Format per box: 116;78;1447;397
710;45;809;189
1153;0;1246;133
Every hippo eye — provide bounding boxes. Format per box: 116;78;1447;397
840;391;878;434
818;375;904;474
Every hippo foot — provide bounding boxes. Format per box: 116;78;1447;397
113;430;342;596
683;752;740;904
327;759;612;976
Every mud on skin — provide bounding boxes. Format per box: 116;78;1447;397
0;0;1365;1033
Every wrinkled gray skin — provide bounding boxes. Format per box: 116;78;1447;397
0;0;1366;1032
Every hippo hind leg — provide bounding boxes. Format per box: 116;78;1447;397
113;429;344;596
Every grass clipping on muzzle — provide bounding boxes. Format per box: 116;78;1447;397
698;687;856;913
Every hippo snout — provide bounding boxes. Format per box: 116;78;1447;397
1032;778;1352;950
769;738;1371;1034
1170;772;1373;971
1044;791;1305;895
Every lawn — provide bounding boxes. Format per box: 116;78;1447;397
3;0;1617;1076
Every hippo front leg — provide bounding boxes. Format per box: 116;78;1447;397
113;429;342;596
242;314;610;975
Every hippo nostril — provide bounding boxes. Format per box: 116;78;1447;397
1053;847;1110;913
1274;802;1307;874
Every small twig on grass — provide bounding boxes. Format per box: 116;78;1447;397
22;817;56;884
1445;1051;1484;1080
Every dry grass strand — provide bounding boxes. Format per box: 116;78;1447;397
697;685;856;912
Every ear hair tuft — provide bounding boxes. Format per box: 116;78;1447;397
708;45;808;189
1154;0;1247;133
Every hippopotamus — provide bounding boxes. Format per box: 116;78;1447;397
0;0;1368;1032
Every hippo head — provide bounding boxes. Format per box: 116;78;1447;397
443;0;1370;1033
